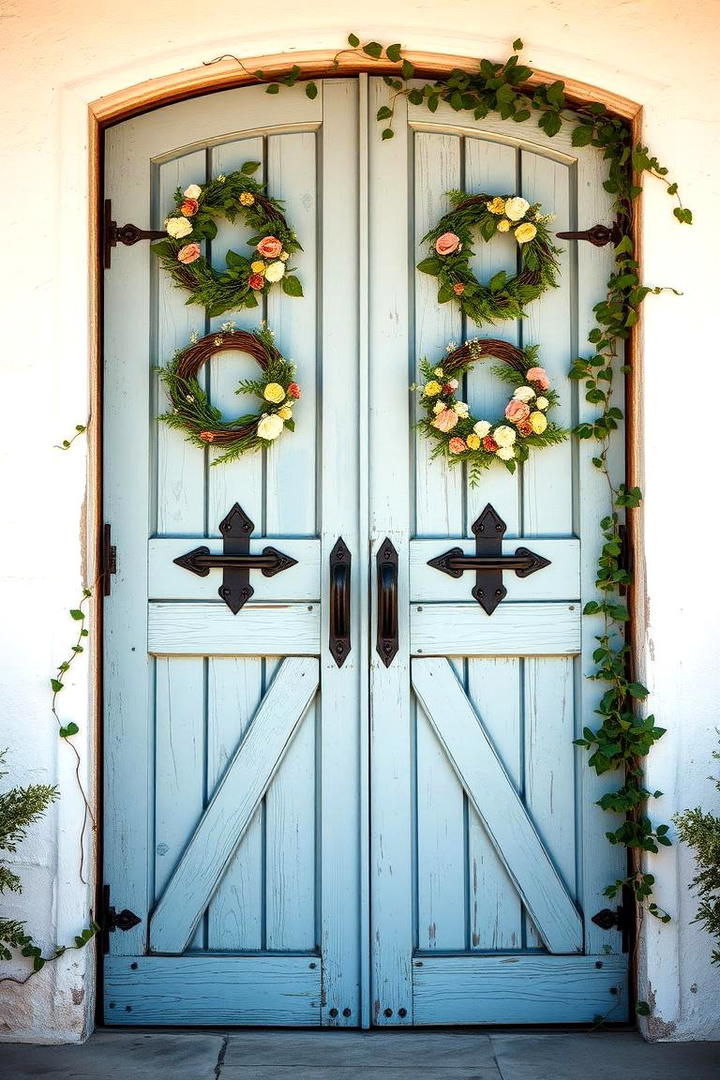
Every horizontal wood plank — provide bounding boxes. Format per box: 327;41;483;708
149;538;320;600
411;603;581;657
413;954;628;1025
150;657;319;953
411;539;579;603
104;955;321;1025
148;602;321;655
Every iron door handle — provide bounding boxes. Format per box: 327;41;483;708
329;538;351;668
376;538;399;667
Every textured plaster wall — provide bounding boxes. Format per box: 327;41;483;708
0;0;718;1043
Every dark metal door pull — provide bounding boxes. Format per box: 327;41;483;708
427;503;550;615
376;538;399;667
329;538;352;668
173;503;297;614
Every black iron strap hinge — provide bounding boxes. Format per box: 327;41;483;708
100;884;141;954
556;218;624;247
103;199;166;269
102;524;117;597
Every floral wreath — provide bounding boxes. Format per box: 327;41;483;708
417;193;561;326
158;324;300;465
414;338;567;481
151;162;303;318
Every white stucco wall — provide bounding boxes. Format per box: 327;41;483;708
0;0;718;1043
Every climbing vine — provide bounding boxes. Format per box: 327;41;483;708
206;36;693;929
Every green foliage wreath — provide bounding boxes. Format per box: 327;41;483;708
418;193;561;325
151;162;303;318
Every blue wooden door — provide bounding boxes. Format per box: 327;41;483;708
103;76;627;1027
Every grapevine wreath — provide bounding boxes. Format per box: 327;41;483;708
158;324;301;465
152;162;303;318
415;338;567;482
418;193;561;326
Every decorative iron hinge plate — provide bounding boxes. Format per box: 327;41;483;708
556;218;624;247
102;524;117;597
100;884;141;954
103;199;166;269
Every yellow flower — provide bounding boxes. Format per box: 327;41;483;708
529;410;548;434
423;380;443;397
497;219;511;233
251;260;266;274
263;382;286;404
239;191;256;206
278;406;293;420
515;222;538;245
466;433;481;450
487;197;506;215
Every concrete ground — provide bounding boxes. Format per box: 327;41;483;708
0;1030;718;1079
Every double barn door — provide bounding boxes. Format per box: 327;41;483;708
103;76;628;1026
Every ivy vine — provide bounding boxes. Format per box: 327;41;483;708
207;36;693;931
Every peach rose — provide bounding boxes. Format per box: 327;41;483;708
431;408;459;433
482;435;499;452
257;235;283;259
177;243;201;265
516;420;533;437
453;282;466;295
287;382;301;399
180;198;199;217
449;437;466;454
505;398;531;424
248;273;265;290
198;431;215;442
526;367;550;390
435;232;461;256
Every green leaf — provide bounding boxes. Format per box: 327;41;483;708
427;94;439;113
627;682;649;699
305;82;318;100
539;110;562;137
241;160;261;175
363;41;383;59
513;38;523;50
385;43;402;63
546;80;566;108
51;678;64;693
69;608;84;620
282;275;303;297
60;722;79;738
673;207;693;224
376;106;393;120
416;257;441;276
381;128;394;140
572;125;594;147
408;88;424;106
265;83;280;94
401;59;415;80
347;32;360;48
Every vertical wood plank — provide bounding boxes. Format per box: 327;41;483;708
414;132;463;538
466;658;523;950
155;657;206;950
464;138;521;537
206;658;264;951
207;138;265;532
521;151;573;537
369;81;413;1024
155;150;208;536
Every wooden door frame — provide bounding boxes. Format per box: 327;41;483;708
89;51;644;1026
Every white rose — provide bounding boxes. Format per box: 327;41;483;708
473;420;491;438
279;251;290;262
264;261;286;283
496;445;516;461
448;378;459;390
166;216;193;239
536;396;549;411
183;183;202;200
433;367;444;377
513;385;535;402
257;414;284;441
493;425;517;447
433;401;446;415
504;197;530;222
453;401;469;418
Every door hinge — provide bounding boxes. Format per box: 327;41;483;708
102;523;117;596
556;218;624;247
591;904;631;952
103;198;166;269
100;884;142;954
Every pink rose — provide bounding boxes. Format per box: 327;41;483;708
257;235;283;259
177;242;201;265
453;282;465;295
248;273;265;290
180;198;199;217
505;398;531;424
482;435;499;452
431;408;459;433
287;382;301;399
526;367;550;390
449;437;466;454
517;420;533;437
435;232;462;256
